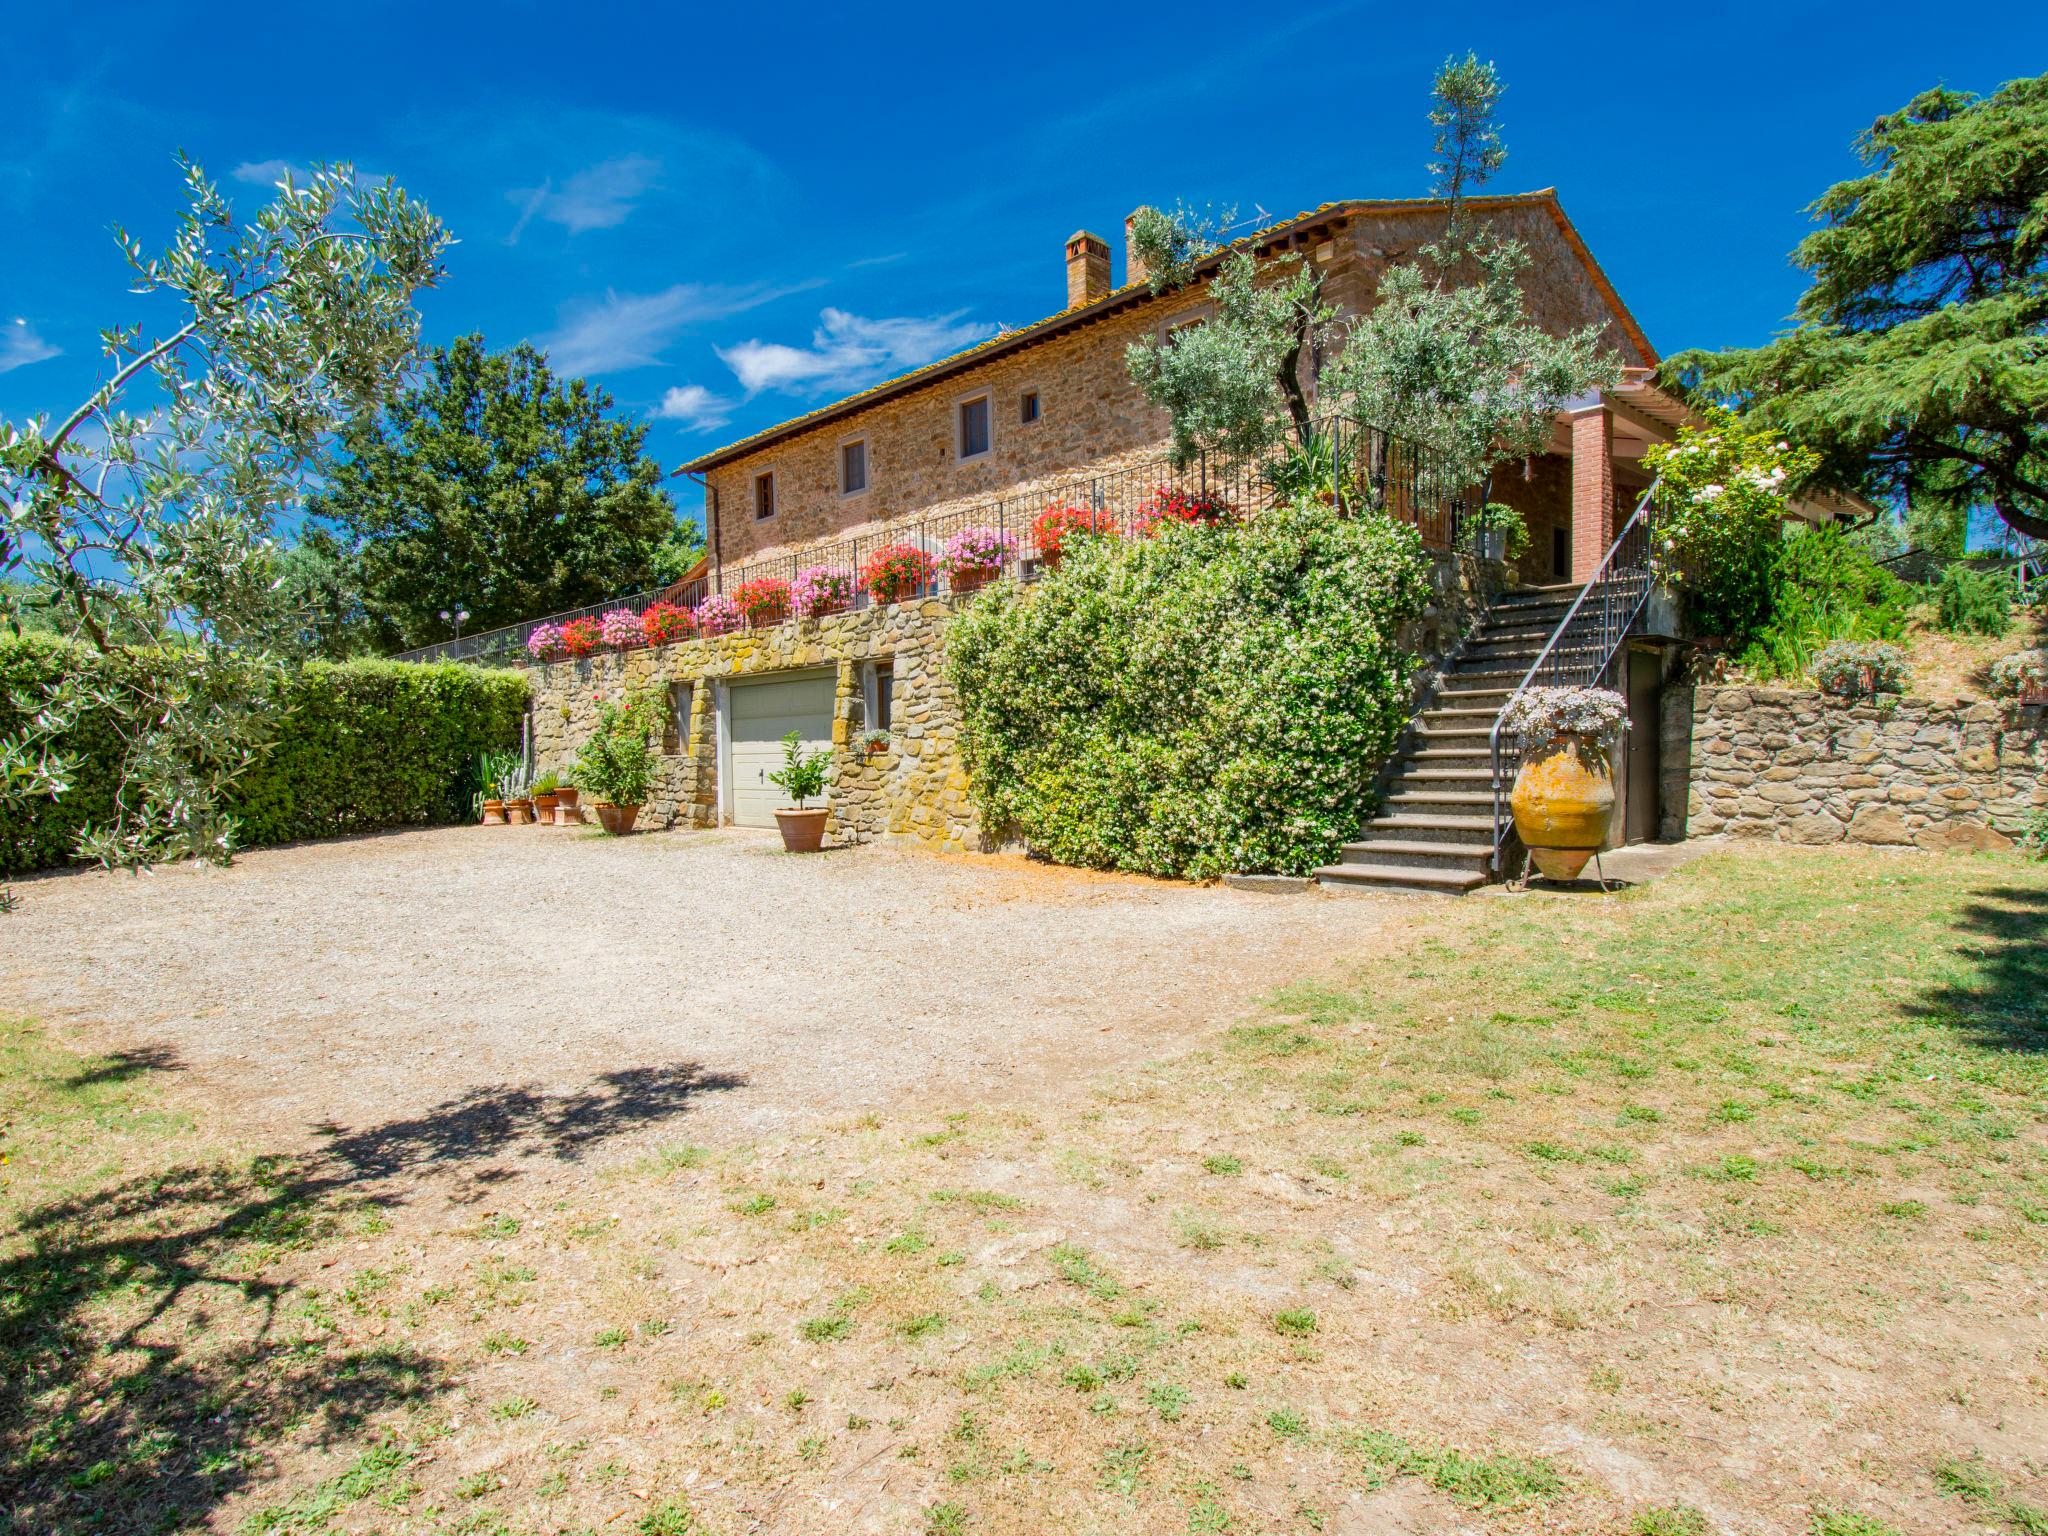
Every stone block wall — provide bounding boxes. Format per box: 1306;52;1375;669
1671;685;2046;851
525;598;978;851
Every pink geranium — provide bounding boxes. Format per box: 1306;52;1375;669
695;594;745;635
792;565;855;618
599;609;643;649
526;622;566;662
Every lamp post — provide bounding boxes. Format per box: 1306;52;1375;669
439;607;470;641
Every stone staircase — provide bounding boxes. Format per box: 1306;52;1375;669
1315;583;1584;896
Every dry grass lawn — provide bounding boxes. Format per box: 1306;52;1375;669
4;842;2045;1536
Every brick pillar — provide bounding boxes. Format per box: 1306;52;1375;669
1065;231;1112;308
1569;406;1614;584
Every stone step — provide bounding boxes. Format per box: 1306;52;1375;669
1315;862;1489;896
1390;766;1501;787
1386;788;1497;810
1336;839;1494;872
1367;812;1495;842
1408;747;1494;764
1417;706;1505;729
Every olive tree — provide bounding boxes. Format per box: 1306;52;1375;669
0;158;448;870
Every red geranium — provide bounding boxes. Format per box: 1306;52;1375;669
1135;486;1234;536
559;617;602;657
1031;502;1119;564
732;577;793;626
641;601;696;645
860;543;936;603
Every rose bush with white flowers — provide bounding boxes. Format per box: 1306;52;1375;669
1644;408;1819;643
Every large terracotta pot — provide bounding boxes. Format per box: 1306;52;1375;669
591;801;640;836
746;603;788;629
948;567;997;598
506;798;533;825
534;792;560;822
554;787;582;826
773;807;829;853
480;799;507;826
1510;732;1615;881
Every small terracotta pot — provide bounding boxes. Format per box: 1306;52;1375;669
869;580;919;606
948;567;997;597
591;801;641;836
480;799;507;826
774;806;829;853
507;798;533;825
746;604;788;629
1510;732;1615;881
534;792;560;822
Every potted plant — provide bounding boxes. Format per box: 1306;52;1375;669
1812;640;1907;702
502;760;534;824
553;770;581;825
641;601;696;646
532;771;562;824
599;608;644;650
1499;685;1630;881
857;727;890;757
767;729;833;852
860;542;936;605
559;616;602;658
792;564;855;619
474;748;522;825
1134;486;1232;536
1031;502;1118;568
1988;648;2048;707
696;594;745;636
940;525;1016;597
1468;502;1528;564
526;622;566;663
575;690;658;835
733;576;792;628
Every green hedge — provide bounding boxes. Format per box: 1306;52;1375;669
0;636;528;873
946;498;1433;880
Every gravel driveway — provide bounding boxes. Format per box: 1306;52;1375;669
3;826;1408;1150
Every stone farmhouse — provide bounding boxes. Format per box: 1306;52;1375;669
510;191;1850;889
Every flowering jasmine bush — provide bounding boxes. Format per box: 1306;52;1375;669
1031;502;1118;563
526;622;566;662
941;525;1016;577
861;543;936;603
1988;648;2048;701
640;601;695;645
948;497;1433;879
559;617;602;658
1134;486;1233;536
599;609;643;649
732;577;792;626
1644;408;1819;642
1812;640;1907;700
695;595;745;636
791;565;854;618
1499;685;1629;754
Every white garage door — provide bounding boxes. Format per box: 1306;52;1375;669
728;672;836;828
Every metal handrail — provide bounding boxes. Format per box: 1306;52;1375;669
389;412;1476;666
1486;478;1663;873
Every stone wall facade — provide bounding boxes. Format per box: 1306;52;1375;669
521;551;1504;856
526;598;978;851
1669;685;2046;851
700;200;1645;572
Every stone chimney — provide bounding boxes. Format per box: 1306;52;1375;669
1124;206;1157;288
1065;230;1111;308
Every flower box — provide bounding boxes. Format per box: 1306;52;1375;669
641;601;696;646
733;577;792;628
792;565;855;618
860;543;936;604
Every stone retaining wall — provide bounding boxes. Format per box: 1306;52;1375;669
1672;685;2046;851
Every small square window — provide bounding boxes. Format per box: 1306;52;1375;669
840;439;868;496
957;395;990;460
1019;390;1040;424
754;471;776;520
865;661;894;733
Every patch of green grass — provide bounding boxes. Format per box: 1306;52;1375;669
1345;1427;1564;1510
729;1192;777;1217
638;1498;698;1535
899;1312;948;1340
1810;1513;1904;1536
1146;1381;1190;1422
929;1187;1024;1211
1202;1153;1243;1176
1632;1506;1708;1536
1099;1442;1150;1496
490;1395;539;1421
594;1326;630;1349
1266;1407;1308;1438
1049;1242;1122;1299
1271;1309;1317;1337
1172;1211;1228;1250
801;1314;853;1342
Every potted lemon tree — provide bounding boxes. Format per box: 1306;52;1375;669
575;690;659;835
768;730;833;852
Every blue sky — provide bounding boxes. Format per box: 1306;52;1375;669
4;1;2043;535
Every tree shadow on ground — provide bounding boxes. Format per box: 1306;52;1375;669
1;1056;742;1536
1907;882;2048;1055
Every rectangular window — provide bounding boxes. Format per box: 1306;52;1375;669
1019;390;1040;424
866;662;894;733
665;681;693;754
840;438;868;496
1552;525;1569;579
754;471;776;520
957;395;990;460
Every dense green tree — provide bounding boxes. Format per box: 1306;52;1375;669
1;158;446;871
311;336;693;650
1663;75;2048;549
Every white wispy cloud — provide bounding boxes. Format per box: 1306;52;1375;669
542;281;812;377
718;308;997;396
231;157;306;186
0;317;59;374
508;155;660;241
652;384;735;433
